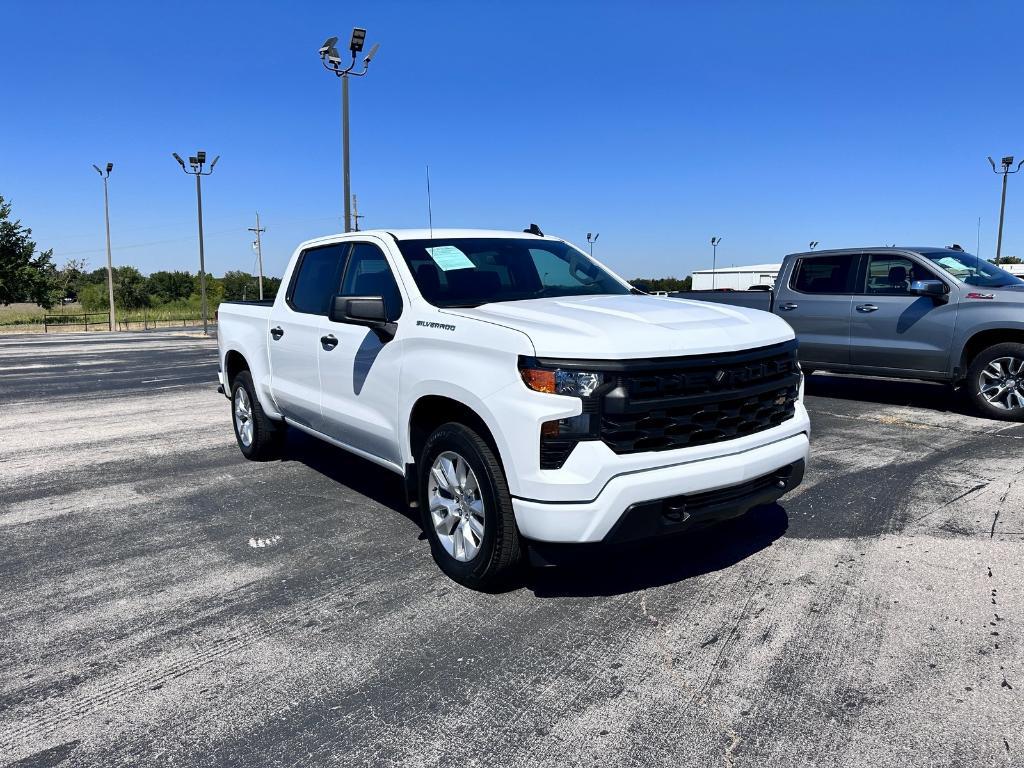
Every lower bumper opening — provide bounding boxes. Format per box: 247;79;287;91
601;459;805;545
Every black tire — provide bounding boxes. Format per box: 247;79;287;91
965;342;1024;422
418;422;523;590
230;370;286;459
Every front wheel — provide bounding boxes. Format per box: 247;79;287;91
966;343;1024;421
419;422;523;590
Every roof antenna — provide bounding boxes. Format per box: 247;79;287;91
425;163;434;239
524;223;544;236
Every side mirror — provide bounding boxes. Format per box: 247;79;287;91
910;280;949;303
329;295;397;340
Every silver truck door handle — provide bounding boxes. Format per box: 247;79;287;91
320;334;338;350
779;302;799;311
856;304;879;313
270;326;284;340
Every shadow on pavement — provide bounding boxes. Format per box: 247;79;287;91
525;503;789;598
805;372;970;415
280;428;418;525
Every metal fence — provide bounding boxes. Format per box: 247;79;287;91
43;312;110;332
41;312;210;333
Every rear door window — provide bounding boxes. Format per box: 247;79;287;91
790;254;858;294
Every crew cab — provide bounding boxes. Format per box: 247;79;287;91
675;247;1024;420
217;229;810;588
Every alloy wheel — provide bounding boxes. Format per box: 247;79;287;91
428;451;485;562
979;356;1024;411
234;387;254;446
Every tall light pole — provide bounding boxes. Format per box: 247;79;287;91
586;232;600;257
988;155;1024;265
248;212;265;300
319;29;380;233
172;150;219;335
710;237;722;289
91;163;116;331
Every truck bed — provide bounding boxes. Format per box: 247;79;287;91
669;290;774;311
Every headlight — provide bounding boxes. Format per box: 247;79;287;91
520;367;604;397
519;359;606;469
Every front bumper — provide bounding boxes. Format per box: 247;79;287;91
512;431;809;543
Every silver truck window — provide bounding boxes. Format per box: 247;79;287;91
790;254;857;294
863;255;940;295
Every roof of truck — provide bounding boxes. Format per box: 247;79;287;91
786;246;963;258
301;228;560;246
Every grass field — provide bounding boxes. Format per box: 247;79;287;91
0;302;210;333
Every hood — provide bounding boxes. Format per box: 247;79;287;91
444;294;794;359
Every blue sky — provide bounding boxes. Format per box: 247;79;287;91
3;0;1024;280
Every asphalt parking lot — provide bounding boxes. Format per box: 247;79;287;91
1;331;1022;767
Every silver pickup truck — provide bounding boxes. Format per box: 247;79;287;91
674;247;1024;420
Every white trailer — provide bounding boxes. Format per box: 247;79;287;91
691;264;781;291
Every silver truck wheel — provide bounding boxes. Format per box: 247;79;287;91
978;356;1024;411
428;451;486;562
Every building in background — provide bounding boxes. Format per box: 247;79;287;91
690;263;781;291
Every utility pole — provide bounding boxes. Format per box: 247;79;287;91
319;29;381;232
91;163;116;331
988;155;1024;265
172;150;220;336
352;194;364;232
248;212;265;300
710;237;722;290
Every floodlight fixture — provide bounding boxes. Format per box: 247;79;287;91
350;27;366;53
317;26;381;232
106;162;113;173
172;152;186;169
320;36;338;55
93;164;102;175
987;152;1024;264
197;150;207;164
209;155;219;170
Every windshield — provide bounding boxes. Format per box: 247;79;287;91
395;237;630;307
919;250;1024;288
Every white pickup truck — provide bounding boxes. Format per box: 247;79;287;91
217;229;810;589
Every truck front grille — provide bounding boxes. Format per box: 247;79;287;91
599;341;800;454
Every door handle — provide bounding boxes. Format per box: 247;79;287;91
320;334;339;350
778;302;799;311
270;326;284;340
856;304;879;313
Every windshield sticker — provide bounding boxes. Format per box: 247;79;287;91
426;245;475;272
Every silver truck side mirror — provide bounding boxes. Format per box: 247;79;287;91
910;280;949;303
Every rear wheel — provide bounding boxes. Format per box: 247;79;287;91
419;422;523;590
231;370;285;459
966;343;1024;421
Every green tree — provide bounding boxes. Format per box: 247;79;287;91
147;270;195;304
78;282;108;312
0;196;60;307
989;256;1022;265
56;258;88;301
630;276;692;293
114;266;150;309
221;270;259;301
